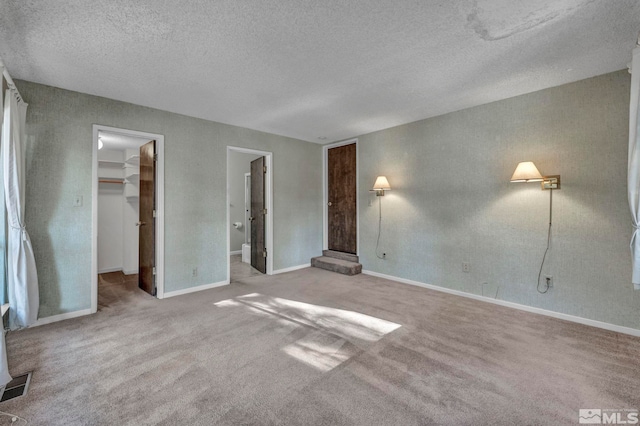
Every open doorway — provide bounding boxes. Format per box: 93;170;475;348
227;147;273;282
91;125;165;313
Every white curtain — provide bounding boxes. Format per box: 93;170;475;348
0;71;11;387
2;87;39;326
629;44;640;290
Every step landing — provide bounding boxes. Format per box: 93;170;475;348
311;256;362;276
322;250;359;263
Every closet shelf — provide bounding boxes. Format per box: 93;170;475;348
125;155;140;166
125;172;140;181
98;159;124;166
99;178;125;184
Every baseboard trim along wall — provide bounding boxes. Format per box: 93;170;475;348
31;280;231;325
362;270;640;338
162;280;229;299
122;269;138;275
272;263;311;275
229;250;242;256
32;309;93;327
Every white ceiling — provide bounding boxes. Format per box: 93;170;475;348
1;0;639;143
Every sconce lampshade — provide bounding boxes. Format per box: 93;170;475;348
510;161;543;182
373;176;391;191
371;176;391;196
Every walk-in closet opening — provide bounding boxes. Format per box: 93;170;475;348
91;125;165;312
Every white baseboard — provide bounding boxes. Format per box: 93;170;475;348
273;263;310;275
122;269;137;275
162;280;229;299
362;270;640;338
32;309;93;327
98;267;122;274
229;250;242;256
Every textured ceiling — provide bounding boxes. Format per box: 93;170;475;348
1;0;639;143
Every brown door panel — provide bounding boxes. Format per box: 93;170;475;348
328;143;357;254
139;140;156;295
250;157;266;274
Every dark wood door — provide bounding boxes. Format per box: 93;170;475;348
328;143;357;254
250;157;266;274
138;140;156;295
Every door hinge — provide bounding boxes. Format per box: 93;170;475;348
152;266;156;275
263;165;267;173
153;154;158;161
152;288;157;297
262;208;267;215
153;210;156;218
263;249;267;258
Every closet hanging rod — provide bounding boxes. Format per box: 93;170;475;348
99;179;124;184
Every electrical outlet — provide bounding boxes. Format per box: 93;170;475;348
545;275;553;287
192;267;198;278
462;262;470;273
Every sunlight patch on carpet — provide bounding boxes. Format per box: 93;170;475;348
214;292;401;371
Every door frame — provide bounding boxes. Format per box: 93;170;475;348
226;146;273;281
91;125;166;312
323;138;359;253
244;172;251;245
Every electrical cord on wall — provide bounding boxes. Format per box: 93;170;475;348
375;195;385;259
537;189;553;294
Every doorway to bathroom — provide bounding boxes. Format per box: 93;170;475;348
227;147;273;283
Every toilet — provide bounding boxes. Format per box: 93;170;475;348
242;243;251;264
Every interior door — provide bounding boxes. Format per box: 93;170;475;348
328;143;357;254
138;140;156;295
250;157;266;274
245;173;251;245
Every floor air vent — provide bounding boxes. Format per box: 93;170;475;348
1;372;31;402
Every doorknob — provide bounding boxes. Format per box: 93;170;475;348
136;221;146;226
328;202;333;206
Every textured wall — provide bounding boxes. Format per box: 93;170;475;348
358;70;640;330
228;151;261;252
18;80;322;318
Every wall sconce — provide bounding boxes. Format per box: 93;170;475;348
510;161;560;190
370;176;391;260
371;176;391;196
510;161;561;294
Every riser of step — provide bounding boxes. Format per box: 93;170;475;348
322;250;359;263
311;256;362;276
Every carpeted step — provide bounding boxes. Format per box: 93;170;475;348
311;256;362;276
322;250;359;263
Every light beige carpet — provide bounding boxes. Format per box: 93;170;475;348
0;268;638;425
230;254;262;282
